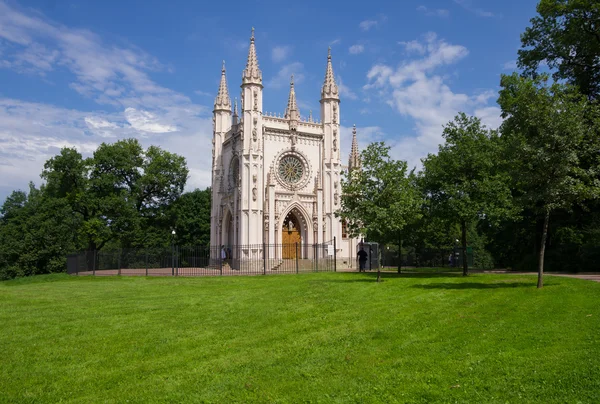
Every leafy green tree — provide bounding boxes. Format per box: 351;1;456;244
498;73;600;287
420;113;514;276
170;188;212;247
0;184;78;279
42;139;189;253
518;0;600;99
338;142;423;276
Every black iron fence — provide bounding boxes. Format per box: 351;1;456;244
380;246;476;269
67;239;337;277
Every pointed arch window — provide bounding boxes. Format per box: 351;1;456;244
342;220;348;239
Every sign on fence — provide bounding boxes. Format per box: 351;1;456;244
327;244;334;256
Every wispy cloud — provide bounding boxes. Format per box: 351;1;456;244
272;45;292;63
417;5;450;18
453;0;498;18
359;14;388;31
503;60;517;70
265;62;305;89
0;2;214;199
337;76;358;100
349;44;365;55
364;32;500;170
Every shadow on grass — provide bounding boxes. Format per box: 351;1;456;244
318;271;465;283
410;281;537;290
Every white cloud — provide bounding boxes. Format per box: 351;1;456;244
359;20;378;31
453;0;497;18
266;62;305;89
330;39;342;46
503;60;517;70
349;44;365;55
194;90;212;97
364;32;500;171
0;3;214;201
337;76;358;100
124;108;178;133
272;45;291;63
417;6;450;18
359;15;387;31
0;97;213;201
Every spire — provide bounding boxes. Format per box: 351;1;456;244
321;47;339;100
214;60;231;111
242;27;262;86
349;124;361;170
308;110;313;122
232;97;239;125
284;74;299;121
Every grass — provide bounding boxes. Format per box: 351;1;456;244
1;271;599;403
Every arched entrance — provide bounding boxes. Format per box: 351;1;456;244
221;209;234;249
282;212;301;259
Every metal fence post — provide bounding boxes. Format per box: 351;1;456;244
145;250;148;277
315;243;318;272
118;250;121;276
263;242;267;275
219;246;223;276
93;250;96;276
175;246;179;277
333;237;337;272
295;242;299;274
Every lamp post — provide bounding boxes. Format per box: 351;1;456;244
453;238;459;268
171;229;176;276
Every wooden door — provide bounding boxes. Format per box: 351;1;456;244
282;215;301;259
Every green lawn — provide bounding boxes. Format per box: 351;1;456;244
1;272;599;403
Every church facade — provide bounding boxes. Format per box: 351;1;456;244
210;29;361;266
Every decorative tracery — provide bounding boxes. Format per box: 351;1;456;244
278;155;304;184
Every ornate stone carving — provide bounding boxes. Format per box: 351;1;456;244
252;187;257;201
253;92;258;111
332;104;338;124
334;192;339;205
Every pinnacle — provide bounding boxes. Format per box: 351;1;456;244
285;75;299;120
322;47;339;100
243;27;262;85
214;60;231;111
349;124;361;170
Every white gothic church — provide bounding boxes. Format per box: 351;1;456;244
210;29;361;266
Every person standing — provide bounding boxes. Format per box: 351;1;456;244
357;247;368;272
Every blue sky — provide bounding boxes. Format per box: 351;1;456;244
0;0;539;202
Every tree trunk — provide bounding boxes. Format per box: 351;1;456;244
538;209;550;289
86;240;97;271
461;220;468;277
397;234;402;274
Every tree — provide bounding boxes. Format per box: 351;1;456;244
498;73;600;288
337;142;423;277
518;0;600;99
42;139;189;254
0;183;78;279
420;113;513;276
170;188;212;247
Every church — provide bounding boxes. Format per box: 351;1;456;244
209;29;361;267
